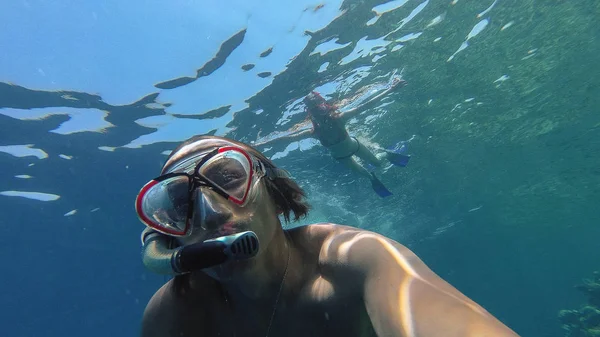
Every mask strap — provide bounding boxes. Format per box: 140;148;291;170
254;159;291;180
265;167;291;180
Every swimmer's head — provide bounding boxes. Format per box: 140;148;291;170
304;91;333;117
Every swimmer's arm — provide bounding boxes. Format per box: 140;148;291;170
337;78;407;122
353;235;520;337
251;129;314;148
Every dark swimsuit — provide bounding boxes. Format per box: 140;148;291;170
311;115;360;160
329;136;361;160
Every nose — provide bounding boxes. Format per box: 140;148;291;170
191;188;231;231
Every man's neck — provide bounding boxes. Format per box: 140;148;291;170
223;227;291;300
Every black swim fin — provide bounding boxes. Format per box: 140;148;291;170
385;150;411;167
370;173;393;198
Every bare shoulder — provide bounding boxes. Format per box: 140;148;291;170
141;280;177;337
286;223;362;251
291;224;445;283
289;223;402;254
141;274;220;337
287;223;396;269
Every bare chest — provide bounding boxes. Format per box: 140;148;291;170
222;295;374;337
173;287;376;337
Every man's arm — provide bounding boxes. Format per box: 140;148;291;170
349;232;520;337
337;77;407;122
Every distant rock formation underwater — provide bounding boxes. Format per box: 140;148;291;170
559;271;600;336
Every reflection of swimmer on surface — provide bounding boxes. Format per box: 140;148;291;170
136;135;520;337
252;76;411;198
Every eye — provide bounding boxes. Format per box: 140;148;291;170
202;158;246;188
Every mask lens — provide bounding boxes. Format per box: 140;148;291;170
198;150;252;203
136;175;191;235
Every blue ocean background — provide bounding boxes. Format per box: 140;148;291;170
1;1;599;336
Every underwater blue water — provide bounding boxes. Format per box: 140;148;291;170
1;0;599;336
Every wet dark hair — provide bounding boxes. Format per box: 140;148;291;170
165;135;311;223
304;91;336;120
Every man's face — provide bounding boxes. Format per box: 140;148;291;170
180;179;279;281
167;140;281;280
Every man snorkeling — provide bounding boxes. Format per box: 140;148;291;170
252;76;411;198
136;135;520;337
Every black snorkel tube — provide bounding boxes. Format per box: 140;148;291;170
141;228;260;275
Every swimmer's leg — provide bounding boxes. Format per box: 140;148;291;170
337;157;393;198
337;156;372;178
354;138;409;168
354;139;385;167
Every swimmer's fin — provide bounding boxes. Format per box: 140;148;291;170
385;150;411;167
370;173;393;198
385;142;410;167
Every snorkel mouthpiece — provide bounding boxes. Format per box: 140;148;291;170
206;230;260;258
174;231;259;274
141;229;260;275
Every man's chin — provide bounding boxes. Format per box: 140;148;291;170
203;260;249;282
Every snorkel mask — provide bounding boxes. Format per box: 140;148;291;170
135;144;290;275
136;146;288;236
